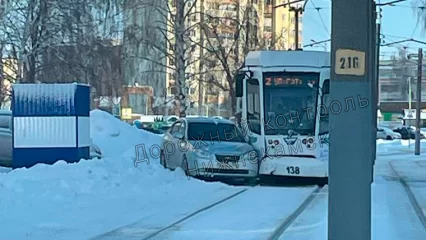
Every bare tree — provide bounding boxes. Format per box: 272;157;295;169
0;0;124;110
124;0;206;117
0;0;6;107
40;0;124;101
0;0;68;83
199;0;272;115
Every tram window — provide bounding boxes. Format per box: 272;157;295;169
246;78;261;134
319;79;330;134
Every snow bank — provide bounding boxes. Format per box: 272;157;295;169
376;139;426;155
0;109;236;240
90;109;161;158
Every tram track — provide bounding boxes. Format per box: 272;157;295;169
139;188;249;240
91;184;323;240
144;185;323;240
266;186;323;240
388;161;426;231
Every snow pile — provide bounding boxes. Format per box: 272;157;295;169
376;139;426;155
90;109;162;158
0;109;236;240
376;139;403;154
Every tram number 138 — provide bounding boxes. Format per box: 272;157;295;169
286;166;300;175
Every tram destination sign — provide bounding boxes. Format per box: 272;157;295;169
264;72;319;87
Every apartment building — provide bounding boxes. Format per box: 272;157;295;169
264;0;303;50
122;0;168;115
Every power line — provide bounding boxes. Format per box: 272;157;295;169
310;0;330;36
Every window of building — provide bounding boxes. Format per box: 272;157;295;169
169;85;178;95
169;58;175;66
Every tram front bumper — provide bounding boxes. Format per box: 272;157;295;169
259;156;328;178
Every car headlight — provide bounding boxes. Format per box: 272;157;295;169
195;150;211;159
242;150;258;162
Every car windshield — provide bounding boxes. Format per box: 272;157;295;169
188;122;246;142
263;72;319;135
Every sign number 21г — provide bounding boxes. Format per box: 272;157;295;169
335;49;366;76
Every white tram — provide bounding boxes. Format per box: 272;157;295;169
235;50;330;181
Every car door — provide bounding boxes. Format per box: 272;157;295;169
165;121;182;168
173;121;187;166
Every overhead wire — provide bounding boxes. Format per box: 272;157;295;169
309;0;330;36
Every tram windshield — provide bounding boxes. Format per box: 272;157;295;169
263;72;319;135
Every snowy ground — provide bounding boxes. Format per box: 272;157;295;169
1;111;426;240
0;110;245;240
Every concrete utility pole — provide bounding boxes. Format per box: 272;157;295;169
329;0;374;240
271;0;306;50
415;48;422;155
271;0;276;50
371;0;378;174
289;6;303;50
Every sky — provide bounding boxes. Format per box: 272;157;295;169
301;0;426;59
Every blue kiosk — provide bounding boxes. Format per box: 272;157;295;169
11;83;90;169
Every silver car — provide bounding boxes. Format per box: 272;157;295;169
160;117;258;184
0;110;102;168
377;126;401;140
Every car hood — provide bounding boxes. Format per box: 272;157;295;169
189;140;254;155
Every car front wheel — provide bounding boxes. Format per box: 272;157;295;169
181;155;190;176
160;150;167;168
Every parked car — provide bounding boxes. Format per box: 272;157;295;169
160;117;258;184
0;110;13;167
392;126;425;140
0;110;102;167
377;126;401;140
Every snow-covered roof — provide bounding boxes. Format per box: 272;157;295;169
244;50;330;68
